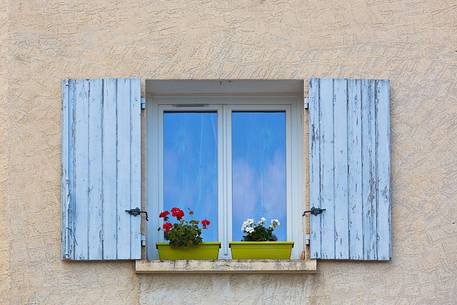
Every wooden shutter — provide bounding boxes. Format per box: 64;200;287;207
61;78;141;260
308;78;391;260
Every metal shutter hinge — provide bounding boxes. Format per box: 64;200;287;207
305;234;310;246
141;234;146;247
304;97;309;110
141;97;146;110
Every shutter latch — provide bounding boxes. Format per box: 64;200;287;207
303;207;326;216
125;208;149;221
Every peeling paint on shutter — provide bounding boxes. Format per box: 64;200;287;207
309;78;391;261
61;78;141;260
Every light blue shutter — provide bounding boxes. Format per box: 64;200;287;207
309;78;391;260
61;78;141;260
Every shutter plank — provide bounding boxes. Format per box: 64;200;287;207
319;79;335;259
61;80;73;259
102;79;118;259
361;80;377;260
309;78;321;258
333;79;349;259
117;79;132;259
69;81;77;259
130;79;142;259
74;80;90;260
376;80;391;260
347;79;364;259
88;79;103;259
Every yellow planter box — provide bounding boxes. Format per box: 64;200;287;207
156;242;221;260
229;241;294;259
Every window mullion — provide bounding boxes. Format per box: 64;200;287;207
217;106;227;259
225;106;233;259
219;105;233;259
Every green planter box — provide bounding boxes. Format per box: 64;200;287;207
229;241;294;259
156;242;221;260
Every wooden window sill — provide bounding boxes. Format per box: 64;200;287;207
135;259;317;274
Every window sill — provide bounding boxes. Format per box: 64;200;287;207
135;259;317;274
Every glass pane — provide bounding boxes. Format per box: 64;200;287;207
163;111;218;241
232;111;287;241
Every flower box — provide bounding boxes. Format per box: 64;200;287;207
229;241;294;259
156;242;221;260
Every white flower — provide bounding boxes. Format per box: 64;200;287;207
241;218;255;232
258;217;266;225
246;227;254;234
241;223;248;232
270;219;280;228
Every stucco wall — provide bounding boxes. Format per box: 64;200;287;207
0;0;10;304
2;1;457;304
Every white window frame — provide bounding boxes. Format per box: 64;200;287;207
146;95;304;260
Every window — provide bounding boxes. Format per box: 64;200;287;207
163;111;219;242
231;111;287;242
146;81;304;259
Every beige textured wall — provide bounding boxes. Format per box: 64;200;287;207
2;0;457;304
0;0;10;304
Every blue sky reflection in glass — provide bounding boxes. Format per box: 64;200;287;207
163;111;218;241
232;111;287;241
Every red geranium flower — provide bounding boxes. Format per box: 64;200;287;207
163;222;173;232
159;211;170;218
201;219;210;228
171;207;184;220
